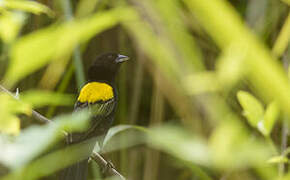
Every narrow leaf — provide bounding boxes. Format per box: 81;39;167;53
263;101;280;136
267;156;288;164
237;91;264;127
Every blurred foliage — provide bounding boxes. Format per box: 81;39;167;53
0;0;290;180
237;91;280;136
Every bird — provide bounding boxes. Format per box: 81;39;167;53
59;52;129;180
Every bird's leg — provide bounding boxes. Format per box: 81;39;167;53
100;155;115;174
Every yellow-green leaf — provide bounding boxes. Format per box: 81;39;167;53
237;91;264;127
0;116;20;135
0;93;31;135
263;101;280;136
267;155;288;164
4;8;131;86
20;90;74;108
1;0;54;17
0;12;25;43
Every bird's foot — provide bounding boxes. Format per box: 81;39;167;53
102;160;115;174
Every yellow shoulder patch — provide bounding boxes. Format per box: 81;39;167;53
78;82;113;103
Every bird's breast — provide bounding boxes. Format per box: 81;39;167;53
77;82;114;103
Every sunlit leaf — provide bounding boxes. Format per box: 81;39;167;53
267;155;288;164
147;125;210;166
216;43;247;88
121;9;181;81
184;0;290;119
1;116;20;135
0;11;26;43
184;72;220;95
288;65;290;79
1;0;54;17
4;8;132;86
282;0;290;6
98;125;147;153
2;138;96;180
0;93;31;135
272;13;290;57
20;90;74;107
237;91;264;127
210;121;272;169
155;0;205;71
0;109;90;169
76;0;99;17
103;125;146;148
262;101;280;136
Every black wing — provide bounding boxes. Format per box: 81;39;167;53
67;98;116;144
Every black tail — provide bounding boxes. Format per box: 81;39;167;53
58;136;97;180
59;159;89;180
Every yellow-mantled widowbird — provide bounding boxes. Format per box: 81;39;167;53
59;53;129;180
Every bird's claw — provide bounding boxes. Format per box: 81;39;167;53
102;160;115;174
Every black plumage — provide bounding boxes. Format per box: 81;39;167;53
59;53;129;180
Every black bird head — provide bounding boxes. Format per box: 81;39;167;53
88;52;129;83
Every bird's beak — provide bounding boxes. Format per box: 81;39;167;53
116;54;129;63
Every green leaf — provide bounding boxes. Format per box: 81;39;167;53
237;91;264;127
0;109;90;169
216;43;247;88
282;0;290;6
147;125;210;166
267;155;288;164
210;121;273;169
263;101;280;136
1;0;54;17
184;0;290;119
0;93;31;135
94;125;147;152
184;72;220;95
103;125;136;148
2;137;97;180
0;12;26;43
4;8;132;86
272;13;290;57
288;65;290;80
20;90;74;108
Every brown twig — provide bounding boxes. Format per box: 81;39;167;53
91;152;126;180
0;85;51;123
0;84;126;180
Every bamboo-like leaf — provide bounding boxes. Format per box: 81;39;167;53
267;155;288;164
20;90;74;108
147;125;210;166
4;8;132;86
272;13;290;57
0;109;90;169
263;101;280;136
184;0;290;119
237;91;264;127
0;12;26;43
210;121;272;169
1;0;54;17
94;125;147;153
0;93;31;135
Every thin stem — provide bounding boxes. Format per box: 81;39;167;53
60;0;86;89
279;47;290;176
91;152;126;180
46;63;75;118
143;70;164;180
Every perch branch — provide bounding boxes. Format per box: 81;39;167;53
0;84;126;180
0;85;51;123
91;152;126;180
